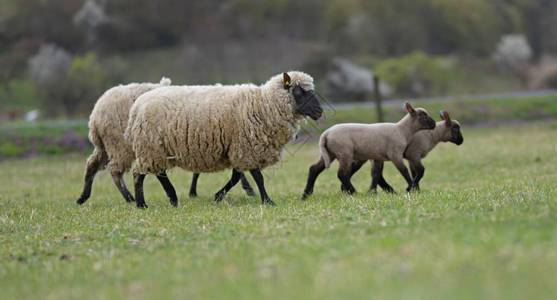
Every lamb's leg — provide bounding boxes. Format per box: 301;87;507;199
189;173;200;198
110;170;134;203
156;171;178;207
133;173;148;209
239;172;256;197
409;160;425;191
391;158;414;192
214;169;243;202
370;160;396;194
338;159;356;195
250;169;275;205
76;149;107;205
349;160;366;178
302;157;327;199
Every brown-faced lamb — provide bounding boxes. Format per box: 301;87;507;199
301;102;436;199
355;110;463;193
126;72;323;208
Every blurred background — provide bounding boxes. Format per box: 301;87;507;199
1;0;557;158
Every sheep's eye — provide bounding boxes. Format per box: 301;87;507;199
292;86;304;98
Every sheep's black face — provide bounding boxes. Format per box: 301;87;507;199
292;85;323;120
450;124;463;145
416;110;436;130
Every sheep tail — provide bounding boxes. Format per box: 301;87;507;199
159;77;172;86
88;125;104;151
319;132;332;168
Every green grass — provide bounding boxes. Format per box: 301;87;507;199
1;122;557;299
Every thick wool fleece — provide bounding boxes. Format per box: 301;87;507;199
319;110;431;168
404;120;461;161
126;71;314;174
88;78;171;173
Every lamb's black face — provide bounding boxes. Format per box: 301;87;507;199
450;123;463;145
416;110;436;130
292;85;323;120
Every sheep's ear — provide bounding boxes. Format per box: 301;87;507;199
405;102;416;116
283;72;292;89
442;110;451;125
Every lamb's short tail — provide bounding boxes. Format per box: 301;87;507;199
159;77;172;86
319;132;332;168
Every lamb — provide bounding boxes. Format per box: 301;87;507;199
302;102;436;199
359;110;463;193
75;78;256;206
126;72;323;208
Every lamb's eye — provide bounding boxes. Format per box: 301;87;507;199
292;86;304;98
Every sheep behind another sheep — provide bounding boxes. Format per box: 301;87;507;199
76;78;255;207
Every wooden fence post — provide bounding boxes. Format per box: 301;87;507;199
373;75;385;122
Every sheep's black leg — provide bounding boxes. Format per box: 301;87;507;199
110;171;134;203
134;173;148;209
392;159;414;192
349;160;366;178
76;149;106;205
378;175;396;193
302;157;326;199
338;160;357;195
214;169;243;202
156;171;178;207
239;173;256;197
410;160;425;191
189;173;200;198
370;160;382;193
250;169;275;205
371;160;396;194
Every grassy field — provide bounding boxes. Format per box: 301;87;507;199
1;122;557;299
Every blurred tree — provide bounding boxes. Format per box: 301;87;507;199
375;51;452;97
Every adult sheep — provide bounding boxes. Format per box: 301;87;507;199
76;78;172;205
126;71;323;208
76;78;255;206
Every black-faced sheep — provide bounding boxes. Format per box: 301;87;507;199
126;72;323;208
302;102;436;199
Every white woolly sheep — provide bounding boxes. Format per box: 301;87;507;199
76;78;172;205
76;78;255;206
362;110;463;192
126;71;323;208
302;102;436;199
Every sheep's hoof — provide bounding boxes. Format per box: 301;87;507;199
301;193;310;200
76;198;86;205
125;195;135;203
244;189;257;197
189;192;197;198
170;199;178;207
214;191;226;202
136;202;148;209
384;188;396;194
263;198;276;206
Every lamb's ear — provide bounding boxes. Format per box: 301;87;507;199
283;72;292;90
442;110;451;126
405;102;416;116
